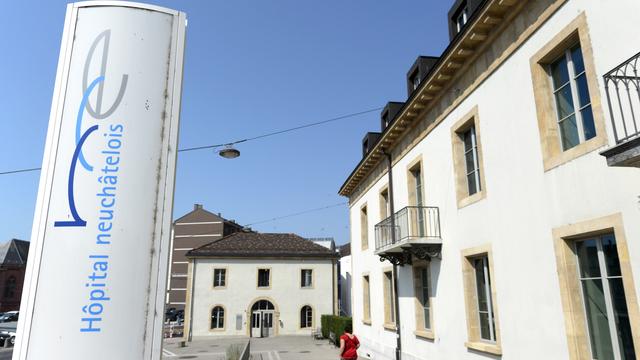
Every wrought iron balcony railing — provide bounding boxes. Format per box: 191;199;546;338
604;51;640;144
374;206;441;252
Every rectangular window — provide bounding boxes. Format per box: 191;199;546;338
549;44;595;151
301;269;313;288
363;275;371;323
410;167;424;208
257;269;270;288
383;270;396;325
462;246;501;355
408;161;426;237
361;205;369;250
410;70;420;90
456;7;468;33
382;110;390;128
379;188;390;220
552;214;640;360
530;14;606;171
213;268;226;288
462;125;481;196
413;264;432;332
575;234;636;359
474;256;496;342
451;107;486;208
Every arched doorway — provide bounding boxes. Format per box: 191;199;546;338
250;300;275;337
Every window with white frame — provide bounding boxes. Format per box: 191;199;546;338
300;305;313;328
211;306;224;329
575;234;636;359
383;270;396;324
382;111;391;128
301;269;313;288
410;166;424;208
361;205;369;250
549;44;595;151
409;164;426;236
410;69;420;90
474;256;496;342
416;267;431;330
455;6;468;33
451;108;486;208
363;275;371;322
213;268;226;287
462;125;481;196
380;188;390;220
258;269;270;288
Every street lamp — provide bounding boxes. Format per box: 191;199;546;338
218;145;240;159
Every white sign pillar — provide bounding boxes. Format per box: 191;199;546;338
13;2;186;359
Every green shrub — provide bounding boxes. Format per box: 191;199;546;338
321;314;330;338
320;315;352;346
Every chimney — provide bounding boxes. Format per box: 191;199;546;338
194;204;203;211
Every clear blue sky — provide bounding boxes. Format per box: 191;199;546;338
0;1;451;245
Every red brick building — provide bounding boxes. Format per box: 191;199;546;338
0;239;29;312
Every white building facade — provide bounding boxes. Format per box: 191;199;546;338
340;1;640;360
183;232;338;338
339;243;353;317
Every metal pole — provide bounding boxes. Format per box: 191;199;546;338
187;259;197;342
385;151;402;360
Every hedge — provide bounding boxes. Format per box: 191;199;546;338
320;315;352;345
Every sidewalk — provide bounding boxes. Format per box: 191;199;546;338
163;335;343;359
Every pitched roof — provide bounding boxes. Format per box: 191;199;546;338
0;239;29;266
187;232;339;259
174;205;243;230
338;243;351;257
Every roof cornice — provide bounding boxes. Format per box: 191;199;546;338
339;0;523;197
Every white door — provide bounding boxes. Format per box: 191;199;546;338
262;312;274;337
251;311;261;338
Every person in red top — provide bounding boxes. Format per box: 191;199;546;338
339;324;359;360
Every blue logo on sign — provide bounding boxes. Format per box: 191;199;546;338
54;29;128;228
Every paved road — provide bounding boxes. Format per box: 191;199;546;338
163;335;342;360
0;348;12;360
0;336;345;359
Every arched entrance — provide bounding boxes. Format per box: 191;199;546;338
250;299;276;337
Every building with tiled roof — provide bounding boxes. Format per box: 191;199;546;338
0;239;30;312
188;232;338;258
182;231;339;338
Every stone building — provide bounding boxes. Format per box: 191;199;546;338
182;232;339;338
339;0;640;359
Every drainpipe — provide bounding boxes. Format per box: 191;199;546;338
385;151;402;360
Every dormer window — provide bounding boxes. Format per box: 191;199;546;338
456;7;468;33
382;111;390;128
409;70;420;91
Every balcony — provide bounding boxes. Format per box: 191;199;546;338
374;206;442;266
600;51;640;167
